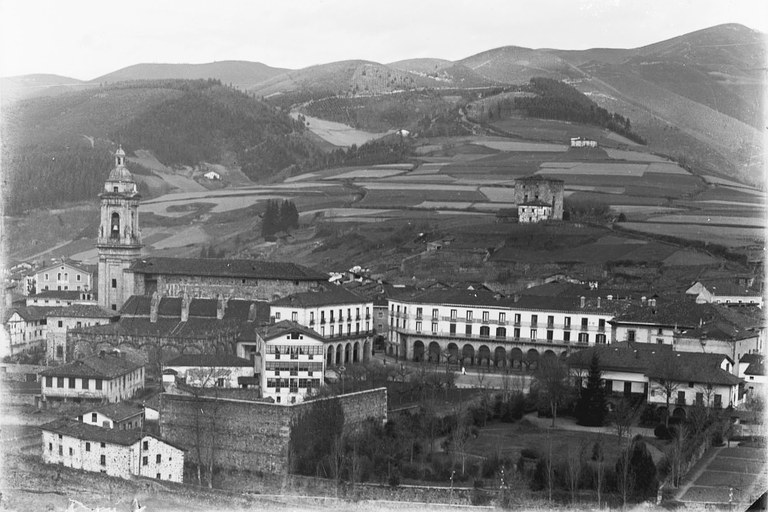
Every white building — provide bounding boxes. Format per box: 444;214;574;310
77;402;145;430
570;137;597;148
165;354;255;388
203;170;221;180
40;351;145;404
388;289;623;367
35;259;93;293
517;200;554;223
41;418;184;482
237;321;325;404
686;279;763;307
2;306;48;358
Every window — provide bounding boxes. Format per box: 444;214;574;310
156;454;162;463
416;307;422;319
449;323;456;335
46;376;52;387
309;312;315;324
596;334;606;344
100;442;105;448
627;330;636;342
531;314;538;326
598;319;605;331
76;274;81;282
95;379;102;390
91;413;97;423
514;313;521;325
157;473;161;479
677;391;686;405
68;378;76;389
547;315;554;327
530;329;537;340
431;322;438;333
581;318;588;330
415;321;422;333
143;440;149;450
69;447;73;456
578;333;589;343
291;312;298;322
57;273;61;280
450;309;457;320
657;328;663;335
45;273;49;280
465;325;472;336
695;392;704;405
482;311;489;322
514;328;520;339
499;312;506;323
431;308;438;319
81;378;88;389
49;443;52;451
547;330;554;341
466;311;473;321
111;279;117;289
143;456;148;466
57;320;63;328
59;446;63;455
480;326;490;338
496;327;506;338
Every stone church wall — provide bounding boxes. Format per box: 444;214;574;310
134;274;321;302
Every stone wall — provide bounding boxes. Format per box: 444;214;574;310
159;387;387;475
137;274;321;302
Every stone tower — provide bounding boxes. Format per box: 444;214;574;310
97;146;142;311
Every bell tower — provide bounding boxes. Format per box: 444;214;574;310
97;146;142;311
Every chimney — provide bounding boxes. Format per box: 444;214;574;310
181;292;190;322
216;294;228;320
597;296;601;309
247;303;258;322
149;291;160;323
641;296;647;306
513;294;520;303
580;296;586;309
649;298;656;307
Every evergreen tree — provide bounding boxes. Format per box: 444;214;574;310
575;353;607;426
280;199;299;231
261;199;279;237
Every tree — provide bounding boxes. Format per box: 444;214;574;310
290;397;345;477
650;357;682;427
616;437;658;504
608;397;640;446
565;443;584;504
261;199;279;237
575;353;607;426
533;356;571;427
450;407;472;476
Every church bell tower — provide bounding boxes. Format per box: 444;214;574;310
97;146;142;311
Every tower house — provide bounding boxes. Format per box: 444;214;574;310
97;147;142;312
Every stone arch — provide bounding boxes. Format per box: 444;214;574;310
428;342;441;363
326;345;334;366
446;343;459;364
560;351;568;360
478;345;491;366
353;342;360;363
509;347;524;369
344;343;351;364
673;407;686;419
413;340;425;362
363;341;371;363
526;348;539;371
493;346;507;367
543;349;557;361
462;344;475;366
335;344;343;365
110;212;120;238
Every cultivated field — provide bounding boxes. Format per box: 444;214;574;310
290;112;395;147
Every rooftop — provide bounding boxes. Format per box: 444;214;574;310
257;320;321;342
40;418;181;449
127;257;327;281
271;287;368;308
28;290;93;300
40;352;143;379
46;305;116;319
84;402;144;422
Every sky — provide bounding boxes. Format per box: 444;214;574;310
1;0;766;80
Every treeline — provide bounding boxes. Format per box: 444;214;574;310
261;199;299;237
513;78;647;144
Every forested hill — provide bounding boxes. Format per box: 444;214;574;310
514;78;646;144
1;79;326;214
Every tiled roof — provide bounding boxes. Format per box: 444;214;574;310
612;300;716;327
3;306;55;323
28;290;89;300
257;320;321;341
127;257;327;281
166;354;253;367
40;418;182;450
568;343;740;386
85;402;144;422
37;259;92;274
40;352;143;379
745;359;765;376
46;305;116;319
271;287;368;308
697;279;761;297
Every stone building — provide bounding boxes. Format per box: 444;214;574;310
46;305;117;363
512;175;564;222
97;146;143;313
41;418;184;482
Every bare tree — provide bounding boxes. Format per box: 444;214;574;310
450;407;472;475
668;423;688;487
593;439;606;509
649;357;682;427
565;443;584;504
616;441;634;508
186;366;230;488
609;398;639;446
534;356;571;428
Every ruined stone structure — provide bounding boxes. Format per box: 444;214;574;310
159;387;387;474
97;147;143;312
512;175;564;222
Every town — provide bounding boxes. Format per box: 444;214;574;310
2;145;765;509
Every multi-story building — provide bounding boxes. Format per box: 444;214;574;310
2;306;49;358
39;351;144;404
270;287;374;364
26;290;97;307
35;259;94;293
237;321;325;404
388;288;624;368
40;418;183;482
513;175;564;221
568;343;742;417
77;402;145;430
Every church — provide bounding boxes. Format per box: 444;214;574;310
71;148;329;373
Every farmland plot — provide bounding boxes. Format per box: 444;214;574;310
290;112;394;147
472;140;567;152
479;187;516;202
619;222;764;247
537;163;648;176
646;214;764;227
602;149;669;162
325;169;406;179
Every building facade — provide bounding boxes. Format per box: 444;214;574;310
78;402;145;430
165;354;255;388
40;351;145;404
46;305;117;363
41;418;183;482
97;147;143;312
2;306;48;358
35;260;93;293
513;175;564;221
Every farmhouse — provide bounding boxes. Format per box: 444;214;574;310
40;418;184;482
165;353;255;388
568;343;742;417
570;137;597;148
686;279;763;307
39;351;144;404
203;170;221;180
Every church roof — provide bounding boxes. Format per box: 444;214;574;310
126;257;327;281
270;287;368;308
108;166;134;182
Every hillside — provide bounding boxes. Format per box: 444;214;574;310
92;60;288;89
459;46;582;83
0;73;94;103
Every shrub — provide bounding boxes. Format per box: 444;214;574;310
520;448;539;459
388;472;400;487
654;424;671;440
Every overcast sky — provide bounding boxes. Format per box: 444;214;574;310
1;0;766;80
